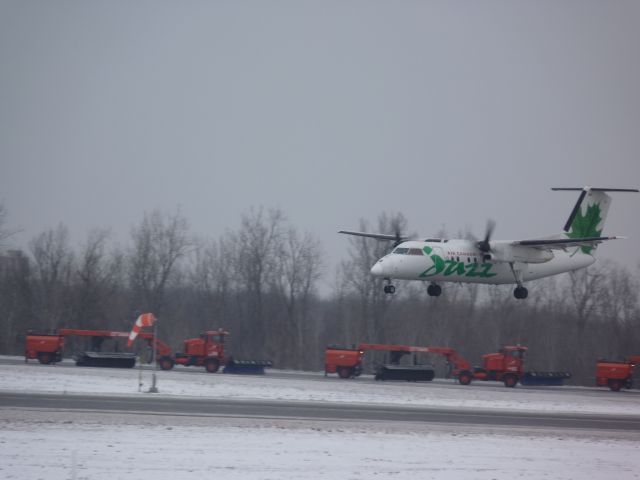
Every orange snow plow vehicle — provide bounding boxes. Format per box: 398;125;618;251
596;355;640;391
325;343;570;387
25;327;271;374
25;329;135;367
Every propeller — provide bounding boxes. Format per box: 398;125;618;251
393;229;404;248
476;219;496;253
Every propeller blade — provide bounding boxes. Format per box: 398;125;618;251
393;229;403;248
477;220;495;252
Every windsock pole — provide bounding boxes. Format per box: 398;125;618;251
148;319;159;393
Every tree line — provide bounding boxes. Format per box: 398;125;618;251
1;206;638;385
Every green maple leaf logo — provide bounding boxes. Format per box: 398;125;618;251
567;203;602;254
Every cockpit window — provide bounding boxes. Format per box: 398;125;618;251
392;248;409;254
408;248;424;256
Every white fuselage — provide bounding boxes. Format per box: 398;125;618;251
370;240;595;285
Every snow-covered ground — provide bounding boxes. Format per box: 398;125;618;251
2;358;639;415
1;358;640;479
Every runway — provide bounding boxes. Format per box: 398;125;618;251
2;391;639;431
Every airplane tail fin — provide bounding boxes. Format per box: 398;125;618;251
552;187;638;254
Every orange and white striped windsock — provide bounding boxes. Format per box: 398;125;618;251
127;313;156;347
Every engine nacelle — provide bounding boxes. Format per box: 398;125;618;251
485;244;553;264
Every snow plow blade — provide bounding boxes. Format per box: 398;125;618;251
374;364;435;382
74;352;137;368
223;359;273;375
520;371;571;386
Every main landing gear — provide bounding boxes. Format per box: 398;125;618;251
513;286;528;299
427;283;442;297
509;262;528;299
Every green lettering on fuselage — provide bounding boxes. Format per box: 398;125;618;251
444;260;466;276
479;263;498;278
419;246;498;279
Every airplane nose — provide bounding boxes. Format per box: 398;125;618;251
370;261;385;276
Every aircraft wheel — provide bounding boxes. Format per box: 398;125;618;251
514;286;528;299
427;284;442;297
383;285;395;294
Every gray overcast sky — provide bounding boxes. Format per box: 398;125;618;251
1;1;639;286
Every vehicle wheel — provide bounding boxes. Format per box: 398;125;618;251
38;353;52;365
503;375;518;388
205;358;220;373
159;357;174;371
458;373;472;385
609;379;623;392
338;367;353;379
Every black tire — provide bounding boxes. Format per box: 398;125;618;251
338;366;353;379
205;358;220;373
609;379;623;392
503;375;518;388
458;372;472;385
38;352;52;365
428;284;442;297
159;357;174;371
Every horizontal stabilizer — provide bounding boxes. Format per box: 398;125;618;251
551;187;639;192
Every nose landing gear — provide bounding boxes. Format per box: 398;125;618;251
383;278;395;294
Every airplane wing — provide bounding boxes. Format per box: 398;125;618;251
511;236;625;250
338;230;408;242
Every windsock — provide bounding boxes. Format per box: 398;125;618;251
127;313;156;347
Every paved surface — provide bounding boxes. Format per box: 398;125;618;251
2;391;640;431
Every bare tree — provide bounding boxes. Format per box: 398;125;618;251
71;228;122;329
128;209;192;316
274;228;323;367
0;203;20;250
340;212;408;342
187;235;236;333
0;250;32;353
567;268;600;334
230;207;286;356
29;224;74;330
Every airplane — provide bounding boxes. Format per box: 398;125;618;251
339;187;638;299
